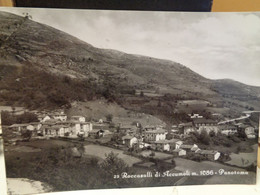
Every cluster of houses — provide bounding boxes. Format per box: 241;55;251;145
178;114;257;139
5;110;257;162
121;127;221;161
8;111;99;138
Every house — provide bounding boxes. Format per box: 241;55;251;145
167;139;183;150
88;129;104;139
143;129;167;142
219;125;237;135
193;118;217;128
180;144;199;154
152;139;183;151
71;116;86;122
189;113;203;119
153;140;170;151
197;126;219;135
172;148;186;156
122;135;138;148
195;150;220;161
59;121;93;137
42;124;69;137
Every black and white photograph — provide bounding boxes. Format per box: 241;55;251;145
0;7;259;194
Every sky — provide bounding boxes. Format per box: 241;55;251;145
1;7;260;86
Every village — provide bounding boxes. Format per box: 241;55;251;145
3;107;258;164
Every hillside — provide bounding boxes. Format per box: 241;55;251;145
0;11;259;122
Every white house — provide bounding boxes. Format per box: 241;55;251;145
59;121;92;136
122;135;138;148
143;129;167;142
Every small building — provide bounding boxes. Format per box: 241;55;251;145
122;135;138;148
180;144;199;154
59;121;93;137
153;139;183;151
172;148;186;156
42;124;69;137
143;129;167;142
189;113;203;119
153;140;170;151
88;129;104;139
195;150;220;161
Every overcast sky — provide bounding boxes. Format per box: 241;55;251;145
1;8;260;86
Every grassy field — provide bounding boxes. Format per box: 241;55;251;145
83;144;141;166
140;150;172;160
226;144;258;167
201;139;257;154
67;100;165;126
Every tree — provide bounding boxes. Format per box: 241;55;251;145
140;91;144;97
21;130;32;141
106;114;113;122
1;111;15;125
100;152;129;174
99;152;130;187
76;143;85;158
199;129;210;145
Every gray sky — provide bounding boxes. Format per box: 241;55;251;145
1;7;260;86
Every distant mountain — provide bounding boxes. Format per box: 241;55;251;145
0;11;259;117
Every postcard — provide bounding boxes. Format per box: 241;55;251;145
0;7;259;195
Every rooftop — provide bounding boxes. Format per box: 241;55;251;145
9;124;30;128
193;118;217;124
144;129;166;134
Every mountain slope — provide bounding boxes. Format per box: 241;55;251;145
0;11;259;115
